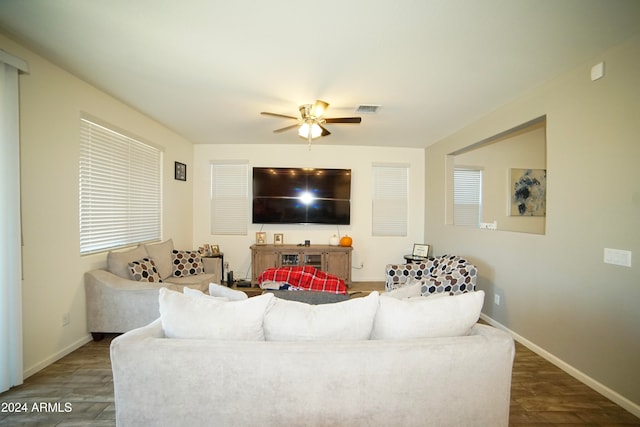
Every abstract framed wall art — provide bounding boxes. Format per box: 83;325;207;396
509;168;546;216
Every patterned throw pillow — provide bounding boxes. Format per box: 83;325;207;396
128;258;163;283
171;250;204;277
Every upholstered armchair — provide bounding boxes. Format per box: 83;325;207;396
385;255;477;296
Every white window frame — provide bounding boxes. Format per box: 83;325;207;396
79;115;162;254
210;161;249;235
372;163;408;236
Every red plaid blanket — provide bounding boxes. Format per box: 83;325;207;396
258;266;347;295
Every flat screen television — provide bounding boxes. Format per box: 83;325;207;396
252;167;351;225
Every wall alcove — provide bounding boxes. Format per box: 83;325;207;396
446;116;547;234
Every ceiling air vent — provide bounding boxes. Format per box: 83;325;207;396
355;104;381;114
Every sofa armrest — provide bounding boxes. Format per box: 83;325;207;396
84;269;162;334
85;268;163;291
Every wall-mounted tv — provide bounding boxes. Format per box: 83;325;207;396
252;167;351;225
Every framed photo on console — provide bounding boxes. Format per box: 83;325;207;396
412;244;430;258
274;233;284;245
255;232;267;245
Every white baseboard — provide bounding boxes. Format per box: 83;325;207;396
23;334;93;379
480;313;640;419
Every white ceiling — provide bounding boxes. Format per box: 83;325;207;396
1;0;639;148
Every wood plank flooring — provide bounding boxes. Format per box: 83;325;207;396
1;291;638;425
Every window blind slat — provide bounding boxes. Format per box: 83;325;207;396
79;118;162;254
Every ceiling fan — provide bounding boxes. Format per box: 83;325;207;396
261;100;362;147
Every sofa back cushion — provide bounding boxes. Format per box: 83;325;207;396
107;245;149;279
371;290;484;340
159;288;274;340
143;239;174;280
263;291;379;341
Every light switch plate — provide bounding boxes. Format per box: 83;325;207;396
603;248;632;267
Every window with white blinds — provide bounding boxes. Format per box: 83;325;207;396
210;162;249;235
453;167;482;227
79;117;162;254
372;164;408;236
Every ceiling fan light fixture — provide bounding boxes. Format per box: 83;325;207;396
298;122;322;139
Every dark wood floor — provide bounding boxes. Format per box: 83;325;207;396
1;331;638;426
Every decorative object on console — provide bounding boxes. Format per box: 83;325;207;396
255;231;267;245
339;235;352;247
329;234;340;246
274;233;283;245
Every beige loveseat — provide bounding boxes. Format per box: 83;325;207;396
111;289;515;426
85;239;220;339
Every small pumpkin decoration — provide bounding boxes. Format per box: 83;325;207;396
329;235;340;246
339;235;353;247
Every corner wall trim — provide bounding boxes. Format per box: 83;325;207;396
480;313;640;418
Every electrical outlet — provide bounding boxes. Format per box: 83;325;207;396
62;313;70;326
494;294;500;305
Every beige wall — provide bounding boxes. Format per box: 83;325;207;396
192;144;425;282
426;35;640;411
1;33;196;376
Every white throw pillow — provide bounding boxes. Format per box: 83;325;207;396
371;290;485;340
209;282;248;300
385;281;422;299
159;288;274;340
183;286;229;302
263;291;380;341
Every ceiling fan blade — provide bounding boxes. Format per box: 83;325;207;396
261;112;299;120
324;117;362;124
319;125;331;137
273;124;299;133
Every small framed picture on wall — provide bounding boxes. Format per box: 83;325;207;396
174;162;187;181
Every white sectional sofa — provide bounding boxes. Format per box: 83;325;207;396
85;239;221;339
110;289;515;426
